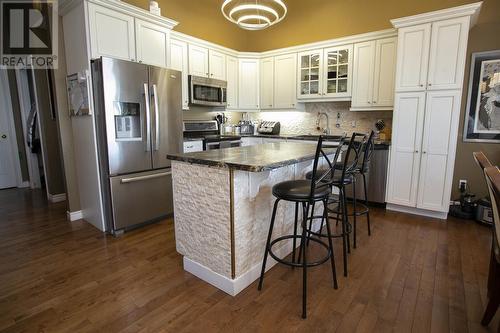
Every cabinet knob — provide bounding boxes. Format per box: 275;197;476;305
423;151;427;154
131;59;135;62
139;60;142;63
415;150;419;153
206;73;209;76
428;83;432;86
292;104;295;107
367;101;372;104
373;101;377;104
210;73;214;76
269;104;272;107
419;84;424;87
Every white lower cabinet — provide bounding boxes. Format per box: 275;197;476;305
386;90;461;213
386;92;425;206
416;90;461;211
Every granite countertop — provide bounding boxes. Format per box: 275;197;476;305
167;142;337;172
241;134;391;147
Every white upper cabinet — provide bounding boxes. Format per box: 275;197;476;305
373;37;397;107
297;49;323;99
427;17;469;91
352;37;397;110
208;50;226;80
323;45;353;98
135;19;169;67
169;38;189;109
297;45;352;101
188;44;209;77
238;58;260;110
395;23;431;92
226;56;238;109
260;57;274;109
416;90;461;211
88;3;136;61
351;41;375;108
274;53;297;109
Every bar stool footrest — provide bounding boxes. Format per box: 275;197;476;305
268;235;331;268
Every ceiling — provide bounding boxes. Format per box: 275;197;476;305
124;0;499;52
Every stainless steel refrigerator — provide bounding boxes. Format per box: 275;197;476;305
91;57;182;234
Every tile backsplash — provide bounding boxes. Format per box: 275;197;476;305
182;103;393;139
246;102;393;137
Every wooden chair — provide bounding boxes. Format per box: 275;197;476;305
473;151;493;170
482;165;500;328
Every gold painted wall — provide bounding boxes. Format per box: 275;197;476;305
123;0;250;50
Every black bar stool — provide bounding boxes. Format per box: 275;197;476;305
258;136;343;319
305;132;365;277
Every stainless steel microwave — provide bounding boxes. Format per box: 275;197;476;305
189;75;227;107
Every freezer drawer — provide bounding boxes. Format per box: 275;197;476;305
109;169;173;230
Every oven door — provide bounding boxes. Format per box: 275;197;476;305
189;76;227;107
206;140;241;150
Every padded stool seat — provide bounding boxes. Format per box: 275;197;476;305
272;180;331;201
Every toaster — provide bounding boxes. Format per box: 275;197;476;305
257;121;281;135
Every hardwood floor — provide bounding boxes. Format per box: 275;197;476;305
0;188;498;332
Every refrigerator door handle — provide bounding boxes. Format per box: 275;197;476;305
153;84;160;151
120;170;172;184
144;83;151;152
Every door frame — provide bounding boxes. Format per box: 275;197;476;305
0;69;24;188
14;68;42;189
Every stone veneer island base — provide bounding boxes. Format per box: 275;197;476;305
168;142;337;296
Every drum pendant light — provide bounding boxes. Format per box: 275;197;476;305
221;0;287;31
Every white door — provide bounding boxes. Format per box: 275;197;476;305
417;90;461;212
170;39;189;109
226;56;238;109
88;3;136;61
395;23;431;92
208;50;226;80
188;44;209;77
373;37;397;107
274;53;297;109
260;57;274;109
238;59;260;110
0;70;19;189
386;92;426;207
427;17;469;91
351;41;375;108
323;45;353;98
135;19;169;67
297;50;323;99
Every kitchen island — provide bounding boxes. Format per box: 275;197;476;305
167;142;336;296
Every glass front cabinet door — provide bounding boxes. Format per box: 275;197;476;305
298;50;323;99
297;44;353;100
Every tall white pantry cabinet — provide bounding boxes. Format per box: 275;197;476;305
386;3;482;219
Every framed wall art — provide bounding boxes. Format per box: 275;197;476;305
463;50;500;143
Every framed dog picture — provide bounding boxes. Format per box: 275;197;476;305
463;50;500;143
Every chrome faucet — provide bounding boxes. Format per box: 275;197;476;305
316;112;330;135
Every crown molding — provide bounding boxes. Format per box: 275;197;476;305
390;1;482;29
170;31;240;57
59;0;178;29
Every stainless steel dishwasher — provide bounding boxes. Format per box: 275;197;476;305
349;144;390;204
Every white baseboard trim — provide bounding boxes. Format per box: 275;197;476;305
386;203;448;220
67;210;83;221
48;193;67;203
18;181;30;188
183;218;324;296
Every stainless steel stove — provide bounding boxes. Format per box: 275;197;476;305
183;120;241;150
